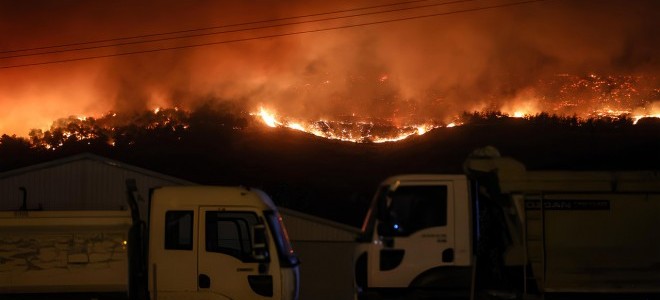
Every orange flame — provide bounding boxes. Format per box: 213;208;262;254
257;107;281;128
250;107;442;143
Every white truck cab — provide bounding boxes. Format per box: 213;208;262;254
354;175;474;298
354;150;660;299
148;186;300;300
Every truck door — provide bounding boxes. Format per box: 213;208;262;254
198;207;281;300
368;182;455;288
152;209;199;299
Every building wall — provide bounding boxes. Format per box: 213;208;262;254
279;208;360;300
292;241;357;300
280;208;360;242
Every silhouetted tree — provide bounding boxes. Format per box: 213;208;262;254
0;134;33;170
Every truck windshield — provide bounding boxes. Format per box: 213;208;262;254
264;210;299;267
377;185;448;237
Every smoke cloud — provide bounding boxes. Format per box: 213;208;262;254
1;0;658;135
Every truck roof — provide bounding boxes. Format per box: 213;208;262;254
150;186;277;211
379;174;468;186
465;156;660;193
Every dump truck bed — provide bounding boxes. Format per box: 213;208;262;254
0;210;132;293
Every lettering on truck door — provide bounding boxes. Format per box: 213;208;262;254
369;183;455;287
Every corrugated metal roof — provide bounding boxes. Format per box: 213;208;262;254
0;153;194;212
0;153;190;184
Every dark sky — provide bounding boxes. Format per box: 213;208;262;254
1;0;658;135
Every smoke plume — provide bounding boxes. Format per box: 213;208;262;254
1;0;658;135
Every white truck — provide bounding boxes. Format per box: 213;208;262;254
0;182;300;300
354;147;660;299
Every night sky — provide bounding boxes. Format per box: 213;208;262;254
1;0;658;136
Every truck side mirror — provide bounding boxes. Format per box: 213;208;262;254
251;224;270;262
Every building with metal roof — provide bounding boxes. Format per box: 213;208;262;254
0;153;192;213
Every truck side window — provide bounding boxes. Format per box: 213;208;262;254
165;210;194;250
206;211;263;262
385;185;448;236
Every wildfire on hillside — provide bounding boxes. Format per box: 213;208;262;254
249;105;660;144
16;74;660;147
247;74;660;142
251;107;442;143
